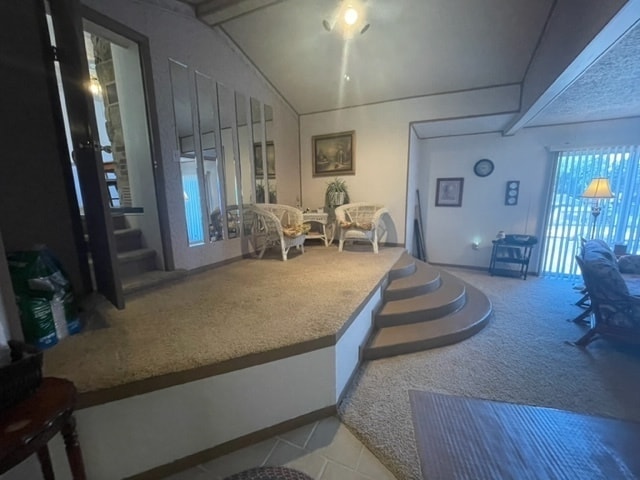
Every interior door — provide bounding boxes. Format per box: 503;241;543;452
48;0;124;308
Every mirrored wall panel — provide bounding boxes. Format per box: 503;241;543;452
217;83;240;238
235;92;253;205
250;97;266;203
169;59;205;246
195;72;223;242
264;104;276;203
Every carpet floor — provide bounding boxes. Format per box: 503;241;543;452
339;267;640;480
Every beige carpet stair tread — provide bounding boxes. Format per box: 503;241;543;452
122;269;188;295
385;261;441;301
365;284;491;359
389;252;417;280
376;274;465;326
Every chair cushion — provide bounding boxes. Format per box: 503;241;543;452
340;221;373;230
282;224;310;238
618;255;640;274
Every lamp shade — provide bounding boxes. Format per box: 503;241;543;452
581;178;614;199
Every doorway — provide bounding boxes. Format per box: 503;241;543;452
46;1;169;307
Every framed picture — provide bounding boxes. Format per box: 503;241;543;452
254;141;276;178
435;177;464;207
312;130;355;176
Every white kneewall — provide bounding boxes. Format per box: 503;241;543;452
3;348;335;480
335;286;382;403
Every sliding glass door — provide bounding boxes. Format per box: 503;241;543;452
542;146;640;278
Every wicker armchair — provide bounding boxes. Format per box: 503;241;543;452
335;202;388;254
247;204;308;261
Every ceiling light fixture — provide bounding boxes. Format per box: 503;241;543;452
323;1;370;38
344;6;358;25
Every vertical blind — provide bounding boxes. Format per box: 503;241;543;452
542;145;640;278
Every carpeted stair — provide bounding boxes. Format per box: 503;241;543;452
363;252;492;359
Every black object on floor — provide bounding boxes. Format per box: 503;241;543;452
223;466;314;480
410;390;640;479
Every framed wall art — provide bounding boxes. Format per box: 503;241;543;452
312;130;355;176
435;177;464;207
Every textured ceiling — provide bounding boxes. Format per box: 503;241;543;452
178;0;640;131
529;21;640;127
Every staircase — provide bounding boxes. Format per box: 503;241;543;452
363;252;492;360
111;214;186;296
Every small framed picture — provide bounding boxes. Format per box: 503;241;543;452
435;177;464;207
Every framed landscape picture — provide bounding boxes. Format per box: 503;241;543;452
312;130;355;177
435;177;464;207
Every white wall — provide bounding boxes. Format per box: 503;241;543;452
419;117;640;270
84;0;300;270
299;85;520;245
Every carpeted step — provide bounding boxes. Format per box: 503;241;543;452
122;269;188;296
375;271;466;328
385;261;441;301
388;252;417;280
117;248;157;278
114;228;143;253
364;281;491;360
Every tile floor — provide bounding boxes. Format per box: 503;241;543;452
163;416;398;480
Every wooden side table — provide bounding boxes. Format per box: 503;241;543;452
0;377;87;479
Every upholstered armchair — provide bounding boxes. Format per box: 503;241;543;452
334;202;388;254
574;241;640;347
247;204;308;261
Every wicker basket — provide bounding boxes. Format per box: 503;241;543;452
0;340;43;412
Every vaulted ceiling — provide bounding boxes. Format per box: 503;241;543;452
178;0;640;133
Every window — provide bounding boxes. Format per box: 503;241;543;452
542;146;640;278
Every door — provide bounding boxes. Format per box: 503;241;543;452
48;0;124;308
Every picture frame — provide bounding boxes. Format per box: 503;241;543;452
435;177;464;207
312;130;355;177
254;141;276;178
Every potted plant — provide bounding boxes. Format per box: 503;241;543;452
325;177;350;208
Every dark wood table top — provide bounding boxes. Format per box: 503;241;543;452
0;377;77;474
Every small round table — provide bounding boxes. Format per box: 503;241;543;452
0;377;87;479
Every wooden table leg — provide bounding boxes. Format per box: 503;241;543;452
36;445;55;480
61;415;87;480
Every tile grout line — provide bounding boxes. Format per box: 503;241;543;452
260;438;282;467
302;420;320;450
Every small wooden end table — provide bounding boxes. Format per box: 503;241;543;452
0;377;87;479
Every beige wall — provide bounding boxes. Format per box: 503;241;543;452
421;117;640;270
300;85;521;245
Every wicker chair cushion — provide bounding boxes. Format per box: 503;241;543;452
281;224;310;238
223;466;314;480
339;221;374;230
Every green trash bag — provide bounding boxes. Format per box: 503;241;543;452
7;247;81;349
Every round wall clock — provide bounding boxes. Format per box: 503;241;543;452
474;158;494;177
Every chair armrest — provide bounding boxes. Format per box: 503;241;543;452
372;207;389;225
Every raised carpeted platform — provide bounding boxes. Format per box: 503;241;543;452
410;390;640;479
